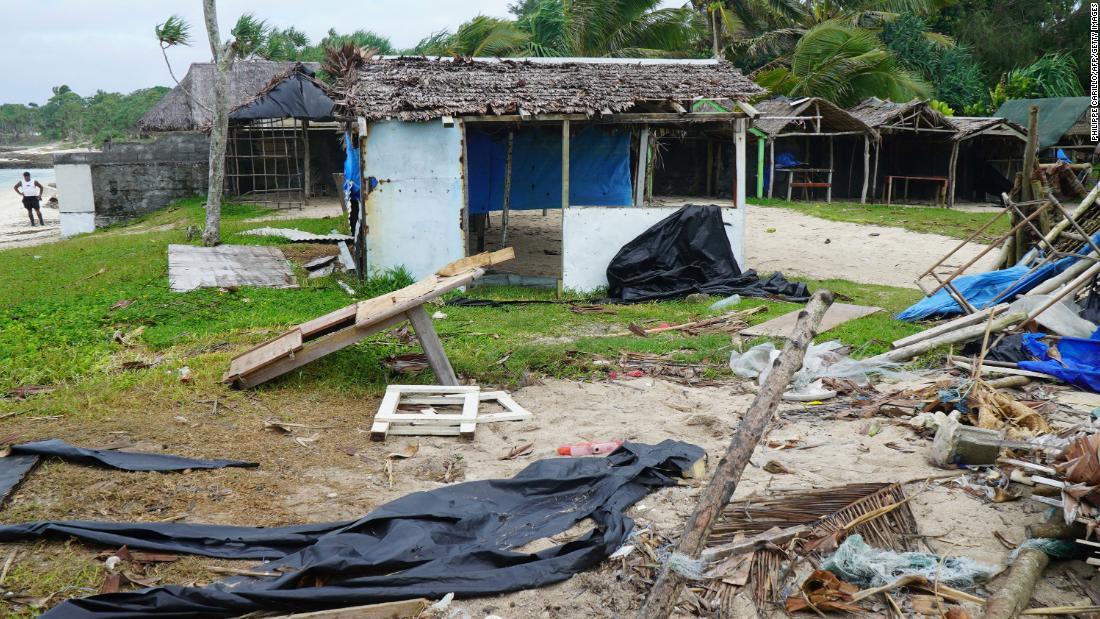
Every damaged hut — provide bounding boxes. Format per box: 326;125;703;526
330;56;764;291
996;97;1093;162
849;98;1025;207
752;97;878;203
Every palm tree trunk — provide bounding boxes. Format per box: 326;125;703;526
711;7;721;59
201;0;235;247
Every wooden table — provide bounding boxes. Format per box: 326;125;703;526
885;175;949;207
778;168;833;202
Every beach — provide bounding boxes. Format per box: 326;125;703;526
0;169;60;249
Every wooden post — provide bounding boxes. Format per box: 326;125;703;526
357;117;369;280
1015;105;1041;259
947;140;959;208
301;119;311;205
562;119;571;209
406;305;460;386
767;138;776;198
861;134;870;204
459;119;472;256
634;125;649;206
826;135;834;203
645;129;657;203
871;141;880;200
982;546;1050;619
734;118;747;209
756;134;765;199
637;290;836;619
501;130;514;247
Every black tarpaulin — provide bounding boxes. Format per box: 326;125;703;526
0;440;257;510
606;204;809;302
6;441;703;619
230;70;334;122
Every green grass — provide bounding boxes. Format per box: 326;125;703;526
753;197;1008;243
0;197;925;420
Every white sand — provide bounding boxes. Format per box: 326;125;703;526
746;204;997;289
0;187;59;250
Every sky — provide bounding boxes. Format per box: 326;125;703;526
3;0;673;105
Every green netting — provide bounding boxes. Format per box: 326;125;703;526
995;97;1090;148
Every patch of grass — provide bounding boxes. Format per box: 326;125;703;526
753;197;1008;242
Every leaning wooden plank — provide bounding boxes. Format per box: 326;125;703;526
436;248;516;277
741;303;881;338
354;269;484;328
262;598;430;619
232;313;407;388
407;306;459;385
225;329;304;382
299;304;358;339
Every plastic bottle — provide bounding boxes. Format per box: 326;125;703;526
557;440;623;457
709;294;742;311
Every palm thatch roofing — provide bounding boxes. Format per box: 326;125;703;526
753;97;877;138
945;116;1027;141
848;98;952;132
332;57;766;122
139;60;321;132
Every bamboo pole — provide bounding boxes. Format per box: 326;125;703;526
870;311;1026;364
635;125;649;206
861;134;870;204
982;546;1050;619
947;140;959;208
637;290;835;619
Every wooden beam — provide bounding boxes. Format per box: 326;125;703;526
437;248;515;276
463;112;749;124
500;130;514;246
826;134;834;203
561;119;571;209
767;138;776;198
734;118;747;209
406;305;459;386
947;140;960;208
301;119;310;204
635;125;650;206
861;134;870;204
357;117;369;279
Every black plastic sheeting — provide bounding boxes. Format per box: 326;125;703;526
962;333;1030;364
0;440;257;509
5;441;703;619
606;205;810;303
230;68;334;122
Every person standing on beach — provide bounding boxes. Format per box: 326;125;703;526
13;172;45;226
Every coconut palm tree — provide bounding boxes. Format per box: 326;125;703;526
412;0;701;58
754;21;930;106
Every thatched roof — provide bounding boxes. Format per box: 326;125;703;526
847;98;951;131
333;57;765;122
945;116;1027;141
753;97;876;138
139;60;321;132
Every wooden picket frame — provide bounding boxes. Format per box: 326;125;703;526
369;387;534;441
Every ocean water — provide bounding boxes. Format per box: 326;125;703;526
0;168;54;187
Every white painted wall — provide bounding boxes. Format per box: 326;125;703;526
562;206;746;293
363;120;465;280
55;163;96;237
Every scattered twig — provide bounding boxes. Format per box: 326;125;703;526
0;549;17;586
205;566;279;578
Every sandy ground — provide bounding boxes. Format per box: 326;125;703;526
480;205;996;289
0;188;60;250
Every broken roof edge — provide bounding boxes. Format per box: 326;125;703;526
754;97;879;140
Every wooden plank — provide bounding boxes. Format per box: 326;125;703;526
354;269;482;328
225;329;303;381
948;359;1057;380
232;313;407;388
299;304;358;339
369;386;404;440
436;248;515;277
459;390;478;439
740;303;881;338
263;598;430;619
406;305;460;386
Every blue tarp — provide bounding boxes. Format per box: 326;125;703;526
343;132;360;204
896;258;1075;321
1020;333;1100;392
467;125;633;214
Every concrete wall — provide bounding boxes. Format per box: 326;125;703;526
562;205;746;293
54;132;209;233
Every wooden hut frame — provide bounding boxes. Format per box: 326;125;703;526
225;118;307;209
754;98;878;204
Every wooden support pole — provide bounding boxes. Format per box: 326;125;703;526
755;134;765;199
871;140;880;200
637;290;835;619
705;140;714;197
734;119;747;209
826;134;834;203
501;130;514;247
646;129;657;203
356;117;369;280
767;138;776;198
406;305;459;386
861;134;870;204
301;119;311;204
635;125;649;206
947;140;959;209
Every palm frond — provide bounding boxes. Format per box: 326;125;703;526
155;15;191;48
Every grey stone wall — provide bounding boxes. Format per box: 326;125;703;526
55;132;210;226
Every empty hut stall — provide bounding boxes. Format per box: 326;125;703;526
327;55;764;289
226;63;342;208
945;116;1027;204
752;97;878;203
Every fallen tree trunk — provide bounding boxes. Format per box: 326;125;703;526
982;546;1050;619
637;290;834;619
